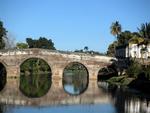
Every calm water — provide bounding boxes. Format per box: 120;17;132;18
0;104;116;113
0;79;150;113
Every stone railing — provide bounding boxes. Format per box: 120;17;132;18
0;48;115;63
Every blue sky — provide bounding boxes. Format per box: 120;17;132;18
0;0;150;52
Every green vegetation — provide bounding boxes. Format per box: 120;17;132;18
101;59;150;94
16;42;28;49
106;21;150;93
20;58;52;98
110;21;122;39
107;21;150;57
107;41;118;57
107;76;134;86
74;46;106;55
126;60;143;78
26;37;56;50
20;58;50;74
138;22;150;40
0;20;7;49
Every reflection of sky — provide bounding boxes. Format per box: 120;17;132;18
7;104;116;113
64;84;79;94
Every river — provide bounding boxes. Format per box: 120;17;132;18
0;78;149;113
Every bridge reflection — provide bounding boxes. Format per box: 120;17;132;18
0;78;111;106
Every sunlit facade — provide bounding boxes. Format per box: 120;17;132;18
116;43;150;59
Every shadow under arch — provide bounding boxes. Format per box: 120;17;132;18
0;62;7;91
19;57;52;98
62;62;89;95
97;64;118;82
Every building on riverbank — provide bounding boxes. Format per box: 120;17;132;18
116;43;150;59
115;42;150;68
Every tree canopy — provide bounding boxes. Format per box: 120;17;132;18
26;37;56;50
110;21;122;39
16;42;28;49
107;41;118;57
107;21;150;57
138;22;150;40
0;20;7;49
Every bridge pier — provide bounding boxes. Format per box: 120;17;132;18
7;65;20;78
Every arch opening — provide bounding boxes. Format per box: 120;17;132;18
19;58;52;98
63;62;89;95
0;63;6;91
97;64;118;88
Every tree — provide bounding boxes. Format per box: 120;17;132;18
16;42;28;49
26;37;56;50
26;38;34;48
128;36;144;44
126;60;142;78
0;20;7;49
110;21;122;39
84;46;88;51
110;21;122;56
117;31;133;46
107;41;118;57
138;22;150;40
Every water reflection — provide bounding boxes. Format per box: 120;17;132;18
98;82;150;113
0;63;6;91
0;104;116;113
20;58;52;98
20;73;51;98
0;78;150;113
63;62;88;95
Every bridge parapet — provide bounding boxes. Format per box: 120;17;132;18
0;48;115;63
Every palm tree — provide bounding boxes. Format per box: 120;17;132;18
129;35;144;44
110;21;122;39
110;21;122;56
138;22;150;40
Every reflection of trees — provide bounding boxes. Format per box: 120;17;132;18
0;104;10;113
0;63;6;91
72;71;88;93
0;104;3;113
20;58;52;98
63;63;88;94
106;85;150;113
20;73;51;98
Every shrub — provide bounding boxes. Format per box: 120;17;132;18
126;60;143;78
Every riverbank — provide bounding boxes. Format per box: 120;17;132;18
104;76;150;94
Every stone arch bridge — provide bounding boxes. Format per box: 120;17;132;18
0;48;114;80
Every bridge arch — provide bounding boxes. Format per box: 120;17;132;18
0;61;7;91
97;64;118;82
19;56;51;68
62;62;89;95
0;60;7;68
19;57;52;98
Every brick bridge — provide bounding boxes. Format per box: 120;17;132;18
0;48;114;80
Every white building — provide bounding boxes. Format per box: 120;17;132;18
116;43;150;59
